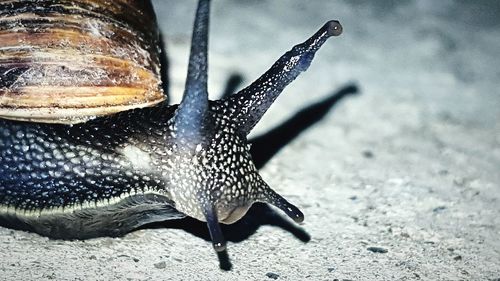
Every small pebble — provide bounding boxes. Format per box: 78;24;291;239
400;232;410;238
362;150;374;158
438;169;449;175
327;267;335;273
367;246;388;253
453;255;462;261
433;206;446;213
154;261;167;269
133;258;140;262
266;272;279;279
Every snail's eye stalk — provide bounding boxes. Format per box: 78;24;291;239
327;20;343;36
173;0;211;144
222;20;343;135
203;204;227;252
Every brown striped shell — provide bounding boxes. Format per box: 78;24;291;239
0;0;164;124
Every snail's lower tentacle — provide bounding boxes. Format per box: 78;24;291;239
257;179;305;223
203;204;227;252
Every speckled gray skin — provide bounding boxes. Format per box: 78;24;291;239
0;0;342;252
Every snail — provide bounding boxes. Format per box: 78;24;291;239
0;0;342;253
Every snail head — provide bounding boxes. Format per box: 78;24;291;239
170;0;341;252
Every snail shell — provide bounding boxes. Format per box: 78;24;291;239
0;0;164;124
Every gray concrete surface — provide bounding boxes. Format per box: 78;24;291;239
1;0;500;280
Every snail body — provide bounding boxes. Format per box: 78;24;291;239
0;0;342;252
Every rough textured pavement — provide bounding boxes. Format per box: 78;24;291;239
1;0;499;280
